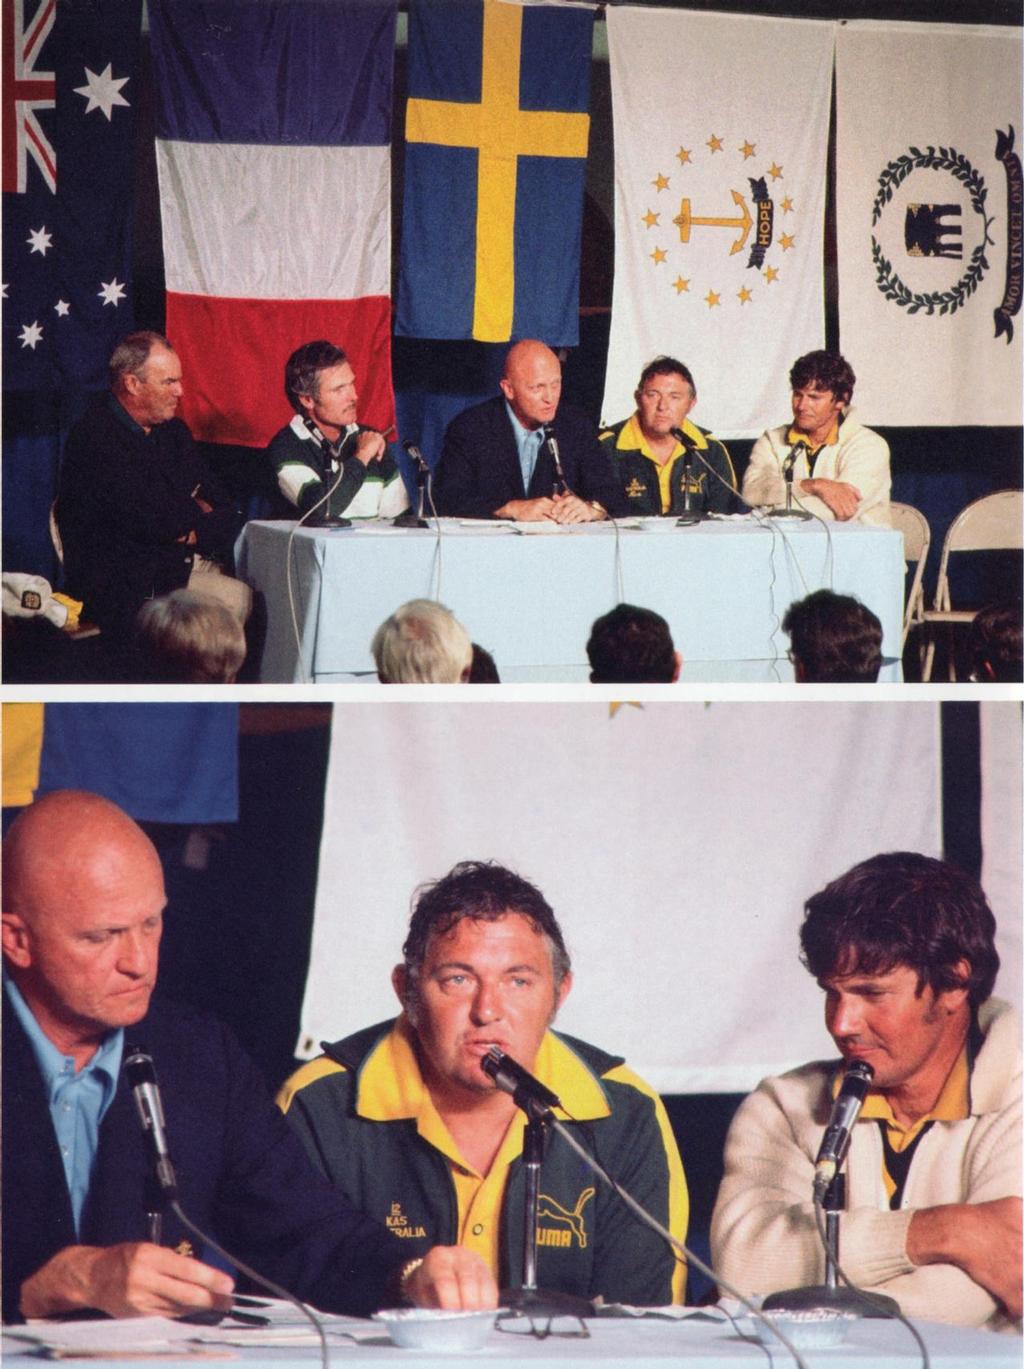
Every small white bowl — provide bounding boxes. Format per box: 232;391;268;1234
750;1308;857;1349
371;1307;497;1352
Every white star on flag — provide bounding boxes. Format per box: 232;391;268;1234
19;321;44;350
98;278;127;307
27;226;53;256
55;300;71;316
74;64;131;121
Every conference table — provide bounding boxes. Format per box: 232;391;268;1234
235;516;905;684
4;1309;1016;1368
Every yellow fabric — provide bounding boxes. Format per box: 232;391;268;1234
52;592;83;629
843;1047;971;1201
405;1;589;342
1;703;45;808
614;413;713;515
786;419;840;457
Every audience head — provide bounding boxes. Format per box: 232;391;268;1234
400;860;572;995
134;590;246;683
789;351;856;407
968;601;1023;683
587;603;680;683
800;851;999;1011
782;589;882;683
109;332;182;431
499;340;561;432
468;643;501;683
371;599;473;683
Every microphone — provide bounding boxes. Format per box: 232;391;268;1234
481;1046;561;1119
813;1059;873;1198
669;425;696;451
124;1045;178;1199
403;440;430;475
541;428;569;496
784;438;809;476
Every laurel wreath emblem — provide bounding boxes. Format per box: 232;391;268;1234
871;145;995;317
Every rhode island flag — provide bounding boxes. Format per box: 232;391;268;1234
397;0;594;346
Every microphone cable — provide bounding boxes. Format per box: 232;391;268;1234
285;423;358;684
167;1198;330;1369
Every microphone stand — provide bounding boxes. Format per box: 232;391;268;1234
669;428;704;526
394;443;429;528
505;1103;596;1321
769;446;813;520
762;1174;898;1318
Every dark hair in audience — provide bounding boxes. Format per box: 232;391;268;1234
637;355;696;395
783;590;882;683
135;590;245;684
968;601;1023;683
402;860;571;987
587;603;676;683
800;851;1000;1009
789;350;856;405
284;340;349;413
468;643;500;683
109;331;173;388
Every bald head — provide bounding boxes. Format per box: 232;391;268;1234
500;340;562;430
2;791;166;1060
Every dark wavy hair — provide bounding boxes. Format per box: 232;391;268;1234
284;340;348;412
402;860;571;986
800;851;1000;1008
789;350;855;405
587;603;676;683
783;590;882;683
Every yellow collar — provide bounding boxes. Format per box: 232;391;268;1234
618;412;707;457
836;1045;971;1135
356;1018;613;1126
787;419;840;452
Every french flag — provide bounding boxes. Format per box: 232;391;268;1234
149;0;397;447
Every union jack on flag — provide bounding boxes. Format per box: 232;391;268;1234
1;0;142;391
2;0;57;195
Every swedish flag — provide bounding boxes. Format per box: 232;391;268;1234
396;0;593;345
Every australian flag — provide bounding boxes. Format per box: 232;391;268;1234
2;0;143;393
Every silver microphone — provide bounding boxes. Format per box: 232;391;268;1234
813;1059;874;1198
124;1046;178;1198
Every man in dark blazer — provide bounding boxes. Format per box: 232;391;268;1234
434;340;626;522
1;791;496;1322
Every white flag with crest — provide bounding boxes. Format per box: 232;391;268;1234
603;8;834;438
836;22;1023;426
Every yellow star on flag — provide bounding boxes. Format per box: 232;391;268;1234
609;702;644;717
707;133;724;153
764;265;780;283
676;146;692;165
768;162;784;180
651;246;667;265
780;196;794;214
642;209;660;228
780;233;795;251
737;286;753;303
704;289;721;308
652;172;670;191
673;275;690;294
740;140;756;159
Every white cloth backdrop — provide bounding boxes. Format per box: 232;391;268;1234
291;701;1024;1095
836;22;1023;426
603;9;832;438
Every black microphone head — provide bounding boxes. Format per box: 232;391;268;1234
124;1045;156;1086
480;1046;503;1082
843;1058;874;1092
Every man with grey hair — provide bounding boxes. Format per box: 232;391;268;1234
278;860;689;1306
55;331;249;639
371;599;473;683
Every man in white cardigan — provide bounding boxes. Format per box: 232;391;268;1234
711;852;1021;1331
741;351;891;526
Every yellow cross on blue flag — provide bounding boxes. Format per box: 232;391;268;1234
396;0;593;345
